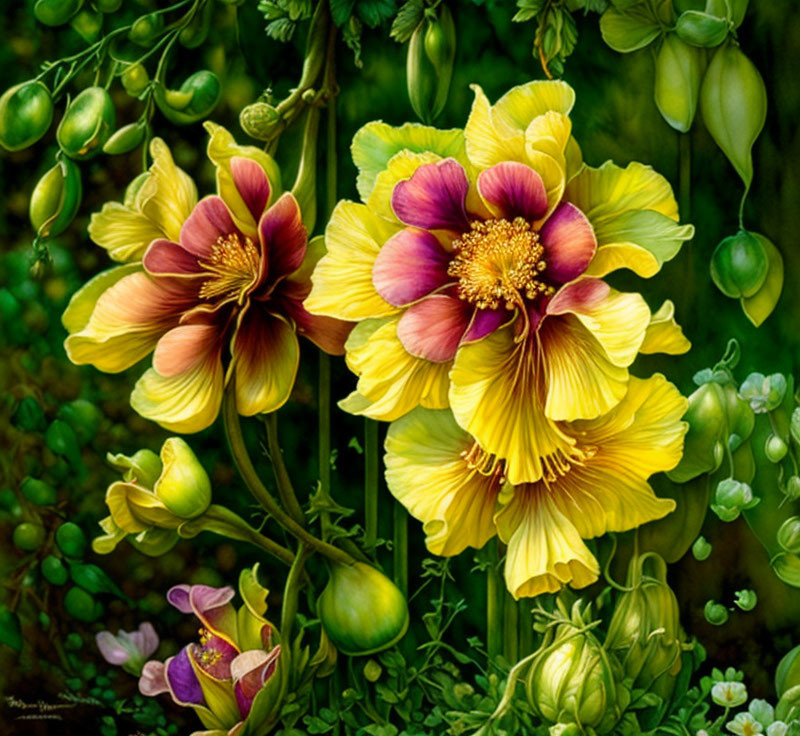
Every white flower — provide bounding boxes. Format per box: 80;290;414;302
749;699;776;727
697;730;711;736
766;722;788;736
713;681;749;708
726;712;764;736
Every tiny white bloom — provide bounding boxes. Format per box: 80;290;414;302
713;681;749;708
749;699;776;727
766;722;788;736
726;712;764;736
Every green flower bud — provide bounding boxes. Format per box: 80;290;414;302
786;477;800;501
704;600;729;626
739;372;787;414
766;434;789;463
102;122;146;155
791;408;800;446
363;659;382;682
107;448;162;488
34;0;82;26
121;63;150;97
239;102;281;141
692;535;712;561
45;419;81;466
13;522;46;551
41;555;68;585
56;521;88;558
711;230;769;298
153;437;211;519
154;71;221;125
722;383;755;447
776;645;800;698
675;10;729;47
0;81;54;152
654;34;704;133
318;562;409;656
734;589;757;611
778;517;800;554
407;4;456;124
64;586;101;622
20;477;57;506
179;0;212;48
711;478;758;521
772;553;800;589
29;155;82;238
57;86;116;160
129;13;164;47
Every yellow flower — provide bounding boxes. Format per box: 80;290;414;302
384;375;688;598
306;81;692;484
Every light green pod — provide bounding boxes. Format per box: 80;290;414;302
654;34;705;133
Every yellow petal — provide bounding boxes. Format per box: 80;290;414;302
62;263;141;334
640;300;691;355
495;485;599;599
88;203;167;263
305;201;401;321
384;408;500;556
583;242;661;279
449;323;579;485
339;317;450;421
492;80;575;131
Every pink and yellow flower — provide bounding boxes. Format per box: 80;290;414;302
384;375;688;598
63;124;351;433
305;81;692;484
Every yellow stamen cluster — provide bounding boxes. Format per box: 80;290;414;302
448;217;555;310
194;630;224;671
199;232;260;302
462;442;506;486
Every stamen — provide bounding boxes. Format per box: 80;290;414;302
198;232;260;303
461;441;506;485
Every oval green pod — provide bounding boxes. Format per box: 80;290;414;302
0;81;54;152
56;521;88;558
56;86;116;159
129;13;164;47
654;34;704;133
64;586;100;622
700;42;767;188
41;555;69;586
154;71;221;125
102;122;146;154
407;19;438;124
29;156;82;238
121;63;150;97
20;477;57;506
710;230;769;298
179;0;213;49
34;0;82;26
676;10;729;47
13;522;46;552
70;9;103;43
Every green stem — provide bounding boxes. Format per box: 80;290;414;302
319;354;331;496
364;419;379;551
486;538;502;663
503;589;519;664
265;412;306;526
679;131;691;222
519;598;534;656
393;501;408;597
738;184;750;231
281;543;312;643
223;387;354;565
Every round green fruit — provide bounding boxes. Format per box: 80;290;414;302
56;86;115;159
56;521;87;558
13;522;46;551
0;81;54;152
41;555;68;585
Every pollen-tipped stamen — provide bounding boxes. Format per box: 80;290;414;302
198;232;260;304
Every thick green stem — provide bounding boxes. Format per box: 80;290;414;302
364;419;380;551
486;538;502;663
281;543;313;643
519;598;534;656
265;412;306;527
223;387;354;565
393;501;409;597
503;590;519;664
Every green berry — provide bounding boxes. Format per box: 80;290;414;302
42;555;68;585
13;522;46;551
56;522;87;557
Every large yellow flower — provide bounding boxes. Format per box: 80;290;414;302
384;375;688;598
306;81;693;484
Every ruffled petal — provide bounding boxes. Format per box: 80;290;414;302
640;300;691;355
259;192;306;284
495;485;599;599
278;295;352;355
144;239;204;277
477;161;548;221
180;196;239;259
539;201;597;284
305;201;401;321
372;228;452;307
139;660;170;697
396;295;470;363
88;203;166;263
367;150;442;223
231;156;271;223
232;309;299;416
391;159;470;232
166;647;206;706
385;407;500;556
153;323;220;377
96;631;133;665
62;263;141;334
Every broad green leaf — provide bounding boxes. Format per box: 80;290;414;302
741;232;783;327
600;5;661;52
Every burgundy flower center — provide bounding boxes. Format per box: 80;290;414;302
192;628;234;679
198;232;260;303
448;217;555;311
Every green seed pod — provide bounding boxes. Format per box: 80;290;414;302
154;71;222;125
29;156;82;238
423;4;456;120
56;399;102;446
239;102;281;141
0;81;54;152
692;535;712;561
56;521;88;558
57;86;116;159
96;0;121;11
42;555;69;586
700;42;767;188
704;600;729;626
13;522;46;551
654;34;704;133
70;9;103;43
777;645;800;697
734;589;757;611
407;12;448;124
121;63;150;97
34;0;83;26
765;434;789;463
129;13;164;47
318;562;409;656
45;419;81;465
20;477;57;506
179;0;213;49
787;476;800;501
721;382;755;449
778;517;800;554
710;230;769;298
675;11;729;48
64;586;100;622
102;122;146;155
12;396;46;433
363;659;382;682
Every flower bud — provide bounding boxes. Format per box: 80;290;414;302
778;517;800;554
704;600;729;626
739;372;787;414
129;13;164;47
776;645;800;698
71;9;103;44
318;562;409;656
692;535;712;561
766;434;789;463
711;478;758;521
153;438;211;519
711;230;768;298
734;589;757;611
29;155;82;238
57;86;116;160
240;102;281;141
675;10;729;47
0;81;54;151
107;448;162;488
722;382;755;448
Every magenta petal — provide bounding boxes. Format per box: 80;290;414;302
144;239;203;277
191;636;238;681
372;228;452;307
180;196;238;258
546;278;610;315
165;647;205;706
260;192;307;283
138;622;160;658
396;295;470;363
96;632;131;665
462;307;507;342
231;156;271;222
166;585;193;613
391;159;470;232
232;646;281;719
539;201;597;284
188;585;236;617
477;162;548;221
139;661;170;697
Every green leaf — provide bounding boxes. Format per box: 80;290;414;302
390;1;423;42
0;607;22;652
330;0;356;26
69;561;128;600
356;0;396;28
741;233;783;327
600;3;662;52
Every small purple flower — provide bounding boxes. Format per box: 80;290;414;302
96;622;159;676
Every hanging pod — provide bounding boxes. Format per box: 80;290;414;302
102;122;147;155
56;86;116;159
154;70;222;125
34;0;83;26
654;34;705;133
710;229;769;298
0;81;54;152
29;155;82;239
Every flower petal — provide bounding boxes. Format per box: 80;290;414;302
391;159;470;232
180;196;239;259
640;300;691;355
396;295;470;363
367;150;443;223
372;228;452;307
139;660;170;697
144;239;204;278
231;156;271;223
259;192;306;284
88;203;166;263
232;309;299;416
305;202;401;321
96;631;132;665
495;485;599;599
278;294;352;356
61;263;141;334
539;201;597;283
385;407;500;556
166;647;205;706
477;162;548;221
462;307;508;342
